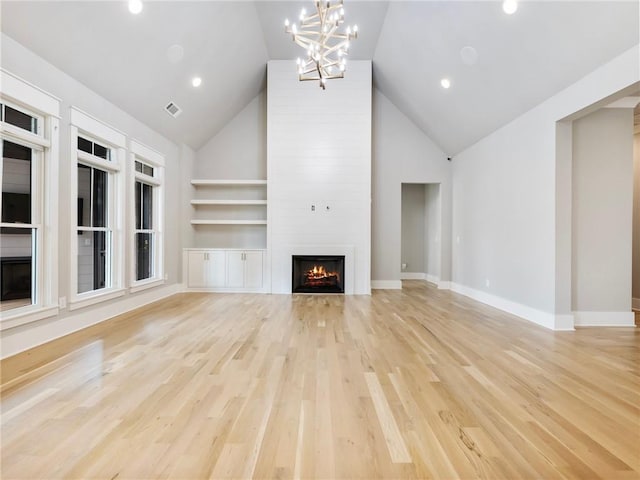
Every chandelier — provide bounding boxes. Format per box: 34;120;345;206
284;0;358;89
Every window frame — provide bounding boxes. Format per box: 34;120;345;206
69;107;126;311
129;140;165;292
0;70;60;330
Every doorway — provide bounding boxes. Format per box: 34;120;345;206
400;183;440;285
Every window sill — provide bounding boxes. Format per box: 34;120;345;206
130;278;165;294
0;305;59;331
69;288;125;312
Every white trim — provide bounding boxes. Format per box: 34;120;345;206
437;280;451;290
371;280;402;290
77;150;120;172
426;274;439;285
0;306;59;331
573;311;636;327
70;107;126;148
400;272;426;280
632;298;640;310
130;278;165;294
1;284;181;359
0;69;60;117
449;282;574;331
68;288;126;312
130;139;165;167
1;123;50;148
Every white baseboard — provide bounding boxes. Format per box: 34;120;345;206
449;282;573;330
400;272;426;280
371;280;402;290
437;281;451;290
633;298;640;310
573;311;636;327
426;274;440;285
1;283;182;359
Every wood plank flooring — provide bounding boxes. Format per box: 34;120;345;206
1;281;639;479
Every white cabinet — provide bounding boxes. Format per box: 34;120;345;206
186;250;226;288
185;249;264;292
226;251;264;289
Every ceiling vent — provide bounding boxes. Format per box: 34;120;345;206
164;101;182;118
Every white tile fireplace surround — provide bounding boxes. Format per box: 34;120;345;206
266;61;372;295
273;245;355;295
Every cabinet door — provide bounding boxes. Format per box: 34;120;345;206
226;251;245;288
243;251;263;289
187;251;207;287
205;251;227;287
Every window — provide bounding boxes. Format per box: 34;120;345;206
1;140;38;311
0;70;60;328
70;107;125;309
130;141;164;290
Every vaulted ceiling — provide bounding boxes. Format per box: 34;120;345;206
2;1;638;155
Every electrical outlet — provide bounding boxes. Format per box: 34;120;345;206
401;263;407;271
485;278;490;288
59;296;66;308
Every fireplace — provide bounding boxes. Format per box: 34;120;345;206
292;255;345;294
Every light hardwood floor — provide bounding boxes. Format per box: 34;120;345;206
1;281;639;479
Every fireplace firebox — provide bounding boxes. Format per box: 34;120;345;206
292;255;345;294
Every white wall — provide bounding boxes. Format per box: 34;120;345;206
425;183;441;280
1;35;186;357
452;45;639;329
372;90;451;288
267;61;371;294
401;184;426;273
572;108;634;324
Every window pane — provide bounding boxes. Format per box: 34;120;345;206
78;136;92;155
77;231;108;293
2;140;32;225
93;169;107;228
0;229;34;311
143;164;154;176
4;105;37;134
77;164;91;227
135;181;142;230
142;183;153;229
93;143;109;160
136;233;153;281
135;161;143;173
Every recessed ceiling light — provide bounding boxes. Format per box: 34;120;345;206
503;0;518;15
191;77;202;88
128;0;143;15
441;78;451;89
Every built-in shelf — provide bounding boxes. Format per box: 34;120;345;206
191;179;267;186
191;200;267;206
191;178;267;231
191;220;267;225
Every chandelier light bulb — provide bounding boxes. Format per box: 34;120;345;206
503;0;518;15
191;76;202;88
285;18;290;27
292;24;297;34
128;0;143;14
441;78;451;89
353;25;358;33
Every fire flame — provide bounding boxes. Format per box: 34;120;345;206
307;264;339;280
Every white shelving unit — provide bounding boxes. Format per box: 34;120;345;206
190;179;267;227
